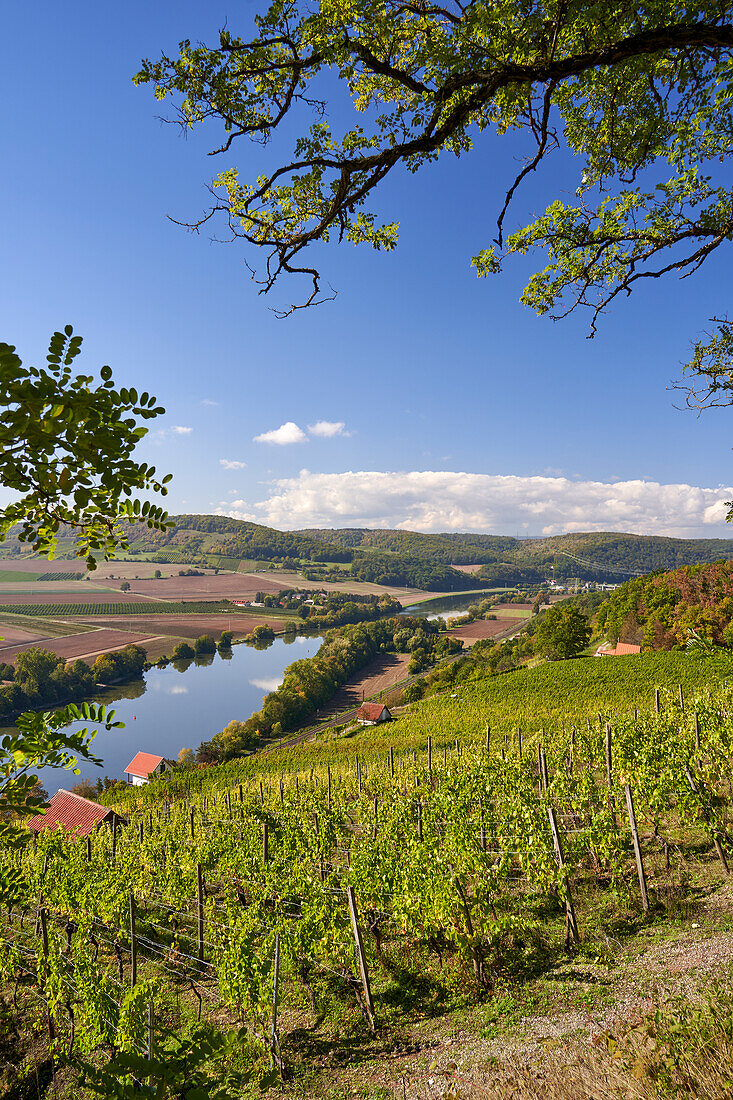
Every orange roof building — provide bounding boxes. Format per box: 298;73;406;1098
356;702;391;725
124;751;167;786
27;789;120;837
595;641;642;657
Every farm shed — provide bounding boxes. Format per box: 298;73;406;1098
356;702;391;725
124;751;168;786
27;790;123;838
595;642;642;657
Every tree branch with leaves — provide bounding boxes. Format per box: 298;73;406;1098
0;327;172;566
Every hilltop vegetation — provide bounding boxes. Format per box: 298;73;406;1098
599;559;733;650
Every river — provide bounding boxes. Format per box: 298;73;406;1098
402;591;490;619
11;635;322;794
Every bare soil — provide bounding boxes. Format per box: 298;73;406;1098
0;623;55;647
0;591;146;605
102;573;290;599
0;629;158;665
449;617;525;645
79;614;285;639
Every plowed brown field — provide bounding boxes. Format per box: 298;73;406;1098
0;629;157;665
103;574;289;599
449;617;525;646
0;591;145;605
0;623;55;647
81;615;284;639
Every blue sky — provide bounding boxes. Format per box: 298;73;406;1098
2;0;732;537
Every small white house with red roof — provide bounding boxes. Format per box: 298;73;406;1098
124;751;168;786
356;702;391;725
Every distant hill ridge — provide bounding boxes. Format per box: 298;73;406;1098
11;516;732;587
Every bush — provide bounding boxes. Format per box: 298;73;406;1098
193;634;216;654
172;642;195;659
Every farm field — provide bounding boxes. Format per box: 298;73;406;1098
0;590;148;606
0;622;57;647
100;572;291;599
0;628;159;666
84;613;288;640
449;615;525;644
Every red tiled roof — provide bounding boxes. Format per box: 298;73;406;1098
357;702;390;721
124;751;165;779
27;789;113;836
614;642;641;655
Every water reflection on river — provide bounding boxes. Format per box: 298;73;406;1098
12;635;322;794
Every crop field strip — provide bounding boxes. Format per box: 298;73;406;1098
4;679;733;1075
0;601;253;616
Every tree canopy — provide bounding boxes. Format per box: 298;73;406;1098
137;1;732;396
534;604;591;659
0;327;172;566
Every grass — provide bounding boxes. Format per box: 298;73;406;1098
0;569;41;582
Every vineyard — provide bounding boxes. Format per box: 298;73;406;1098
0;601;241;617
3;671;733;1094
37;572;85;582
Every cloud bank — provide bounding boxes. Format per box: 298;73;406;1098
220;459;247;470
216;469;733;537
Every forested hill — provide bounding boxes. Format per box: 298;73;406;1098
598;560;733;650
297;528;515;564
300;528;733;582
25;516;733;587
122;515;351;564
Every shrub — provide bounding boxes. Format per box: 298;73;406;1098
193;634;216;654
172;642;195;659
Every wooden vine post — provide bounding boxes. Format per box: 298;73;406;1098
694;712;701;752
196;863;205;962
485;725;491;754
389;747;394;780
130;892;138;986
547;806;579;946
624;786;649;912
270;932;283;1074
39;908;55;1043
346;886;375;1032
263;821;270;865
517;727;522;761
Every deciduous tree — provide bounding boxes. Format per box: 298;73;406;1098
137;1;733;404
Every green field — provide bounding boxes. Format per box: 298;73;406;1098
0;569;41;582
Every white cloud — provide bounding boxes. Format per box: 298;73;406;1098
201;398;218;406
213;469;733;538
172;425;193;435
253;421;307;445
250;677;283;693
220;459;247;470
168;685;189;695
308;420;347;438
